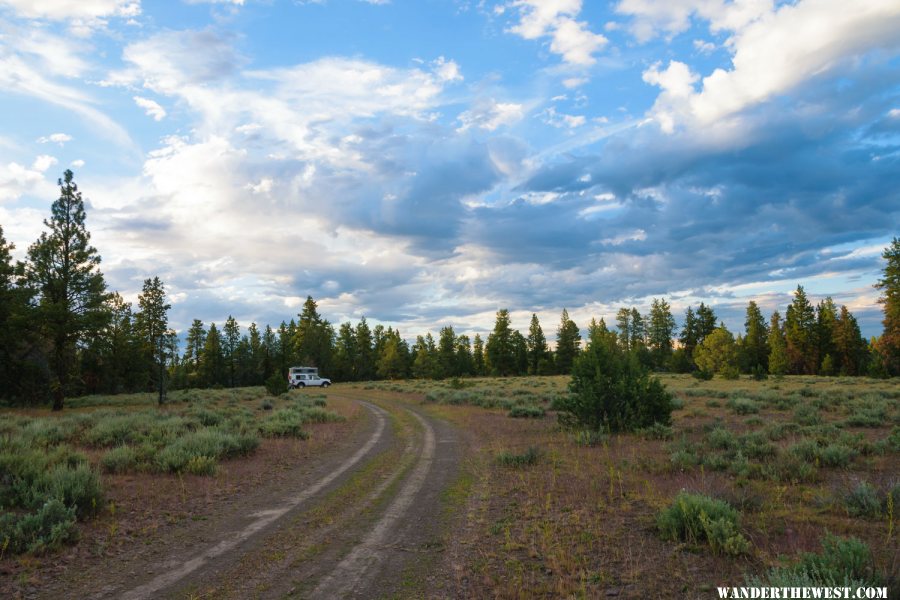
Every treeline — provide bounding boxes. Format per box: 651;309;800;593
2;172;898;409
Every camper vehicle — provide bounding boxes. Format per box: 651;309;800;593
288;366;331;388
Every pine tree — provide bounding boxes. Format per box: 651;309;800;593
295;296;334;375
616;307;632;351
184;319;207;387
526;314;548;375
355;317;375;381
647;298;676;369
437;325;458;379
555;309;581;374
694;326;739;378
629;308;645;351
695;303;717;344
741;301;769;373
816;297;838;374
377;330;406;379
833;305;867;376
223;316;240;388
135;277;171;403
201;322;226;386
333;322;357;381
512;330;528;375
455;334;474;376
767;311;788;376
472;334;485;376
0;225;38;402
785;286;817;374
678;306;699;366
486;309;515;376
875;237;900;375
25;170;109;410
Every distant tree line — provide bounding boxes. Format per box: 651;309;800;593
2;172;899;409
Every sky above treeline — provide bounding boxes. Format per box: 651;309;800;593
1;0;898;340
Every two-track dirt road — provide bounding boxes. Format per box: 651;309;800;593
40;390;462;600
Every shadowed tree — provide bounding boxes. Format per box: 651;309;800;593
555;309;581;374
24;170;109;410
135;277;171;404
472;334;485;376
183;319;207;387
526;313;548;375
294;296;334;375
0;225;40;402
767;311;788;376
740;301;769;374
875;237;900;376
647;298;676;369
223;315;240;388
438;325;457;379
785;286;817;374
486;309;515;376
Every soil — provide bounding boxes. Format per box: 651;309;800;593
7;391;464;600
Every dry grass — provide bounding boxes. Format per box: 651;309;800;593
365;374;899;598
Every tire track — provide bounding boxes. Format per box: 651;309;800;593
309;406;437;599
119;402;388;600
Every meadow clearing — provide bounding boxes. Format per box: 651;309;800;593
0;374;897;598
359;374;899;598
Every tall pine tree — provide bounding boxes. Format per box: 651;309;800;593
25;170;109;410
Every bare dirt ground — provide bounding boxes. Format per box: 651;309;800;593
17;390;463;600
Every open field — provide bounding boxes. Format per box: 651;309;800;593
0;375;897;598
359;374;899;597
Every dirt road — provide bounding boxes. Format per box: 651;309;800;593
42;391;462;600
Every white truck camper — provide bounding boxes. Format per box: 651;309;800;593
287;366;331;388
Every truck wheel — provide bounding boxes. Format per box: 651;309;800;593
322;382;330;388
298;382;306;388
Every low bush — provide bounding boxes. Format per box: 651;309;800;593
727;397;760;415
640;422;674;440
572;429;607;447
508;405;546;418
101;446;138;474
747;535;879;588
496;446;540;468
843;481;881;518
656;492;750;556
0;499;78;555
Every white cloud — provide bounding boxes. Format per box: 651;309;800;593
541;106;586;129
431;56;463;82
693;39;716;54
457;99;524;131
641;0;900;133
601;228;647;246
71;159;85;168
37;133;73;145
616;0;773;43
133;95;166;120
507;0;607;66
0;0;140;20
0;156;56;202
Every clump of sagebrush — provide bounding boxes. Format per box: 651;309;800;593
746;535;880;588
559;333;673;432
507;405;545;418
496;446;540;468
656;492;750;556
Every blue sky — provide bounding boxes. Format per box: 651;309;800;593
1;0;898;341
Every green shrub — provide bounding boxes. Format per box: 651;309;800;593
820;444;857;468
656;492;750;555
508;405;546;418
101;446;138;474
692;370;714;381
640;422;674;440
843;482;881;518
265;373;289;397
727;397;760;415
747;535;879;588
259;409;310;438
496;446;540;468
793;404;822;426
33;465;103;518
706;427;737;451
561;336;673;432
299;407;344;423
0;499;78;555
